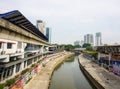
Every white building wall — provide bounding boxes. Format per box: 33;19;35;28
0;39;26;55
0;39;26;62
0;39;17;54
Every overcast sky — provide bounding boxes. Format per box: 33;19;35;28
0;0;120;45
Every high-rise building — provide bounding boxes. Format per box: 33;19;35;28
84;34;94;46
46;27;52;43
95;32;102;46
74;41;80;46
80;40;84;47
36;20;46;35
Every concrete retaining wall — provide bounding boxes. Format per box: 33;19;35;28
24;52;74;89
79;63;104;89
78;55;105;89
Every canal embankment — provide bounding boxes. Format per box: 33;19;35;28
79;54;120;89
24;51;74;89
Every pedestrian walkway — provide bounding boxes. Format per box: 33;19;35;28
79;54;120;89
24;52;73;89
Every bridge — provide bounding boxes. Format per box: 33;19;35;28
73;48;86;54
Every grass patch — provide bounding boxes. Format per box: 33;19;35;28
21;68;30;75
83;50;98;59
6;78;15;87
0;83;5;89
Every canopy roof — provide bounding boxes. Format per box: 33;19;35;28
0;10;48;41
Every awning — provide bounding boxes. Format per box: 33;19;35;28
7;42;16;44
0;41;6;43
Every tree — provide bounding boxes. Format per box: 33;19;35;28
74;45;81;48
86;46;93;51
64;44;74;51
82;43;91;48
60;44;74;51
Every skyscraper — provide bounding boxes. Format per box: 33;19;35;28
46;27;51;43
80;40;84;47
84;34;94;46
95;32;102;46
36;20;46;35
74;41;80;46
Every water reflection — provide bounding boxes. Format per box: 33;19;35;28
65;56;75;62
49;56;96;89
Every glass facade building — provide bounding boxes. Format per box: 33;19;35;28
95;32;102;46
46;27;51;43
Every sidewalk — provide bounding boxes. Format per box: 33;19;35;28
79;54;120;89
24;52;73;89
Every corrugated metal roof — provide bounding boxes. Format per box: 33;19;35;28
0;10;48;41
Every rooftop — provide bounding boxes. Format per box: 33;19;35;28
0;10;48;41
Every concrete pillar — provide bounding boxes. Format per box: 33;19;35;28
108;53;111;66
32;59;34;64
5;69;8;78
13;65;16;76
22;53;24;58
25;61;27;68
37;57;39;61
9;67;12;76
40;46;44;53
1;71;4;81
97;52;101;64
21;62;24;71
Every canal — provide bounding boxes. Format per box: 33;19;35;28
49;56;96;89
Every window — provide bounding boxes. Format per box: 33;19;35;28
0;43;1;49
7;43;12;49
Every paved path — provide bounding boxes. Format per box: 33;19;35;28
24;52;73;89
79;54;120;89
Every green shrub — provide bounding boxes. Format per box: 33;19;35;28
0;83;5;89
21;68;30;75
83;50;98;59
14;74;20;80
6;78;15;86
37;60;41;63
86;46;93;51
31;64;36;68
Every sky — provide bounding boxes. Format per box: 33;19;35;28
0;0;120;45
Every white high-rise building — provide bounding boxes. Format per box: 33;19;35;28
36;20;46;35
95;32;102;46
74;41;80;46
84;34;94;46
80;40;84;47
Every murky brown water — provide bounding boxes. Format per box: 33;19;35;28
49;56;96;89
